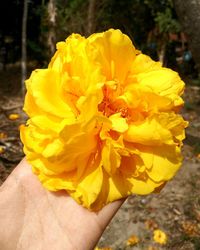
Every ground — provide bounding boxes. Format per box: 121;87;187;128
0;67;200;250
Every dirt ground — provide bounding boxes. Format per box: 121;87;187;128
0;68;200;250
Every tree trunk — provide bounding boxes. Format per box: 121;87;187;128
21;0;28;96
173;0;200;73
158;43;166;66
47;0;57;57
86;0;96;36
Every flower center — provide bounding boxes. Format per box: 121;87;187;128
98;85;130;118
98;86;114;116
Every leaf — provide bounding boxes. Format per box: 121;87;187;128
181;221;200;237
145;219;158;230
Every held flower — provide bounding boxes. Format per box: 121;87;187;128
20;29;188;210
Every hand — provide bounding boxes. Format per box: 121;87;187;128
0;159;124;250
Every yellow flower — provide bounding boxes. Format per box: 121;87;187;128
20;29;188;210
8;113;20;120
153;229;167;245
0;146;4;154
126;235;139;246
0;132;7;139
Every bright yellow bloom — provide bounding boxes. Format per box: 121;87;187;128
153;229;167;245
20;29;188;210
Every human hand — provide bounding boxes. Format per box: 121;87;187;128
0;159;124;250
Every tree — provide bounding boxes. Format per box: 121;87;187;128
21;0;28;96
144;0;180;64
173;0;200;73
47;0;57;57
86;0;97;36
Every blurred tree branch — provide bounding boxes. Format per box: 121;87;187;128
86;0;97;36
47;0;57;57
21;0;28;96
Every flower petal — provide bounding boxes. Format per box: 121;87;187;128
109;113;128;133
124;116;173;146
71;164;103;208
88;29;136;82
26;69;75;119
137;68;184;107
102;139;121;174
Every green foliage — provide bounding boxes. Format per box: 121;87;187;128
144;0;173;14
56;0;87;39
155;8;180;33
27;40;46;62
26;1;50;64
144;0;180;33
96;0;153;48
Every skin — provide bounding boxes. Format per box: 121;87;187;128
0;159;124;250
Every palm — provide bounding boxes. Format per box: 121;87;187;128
0;159;123;250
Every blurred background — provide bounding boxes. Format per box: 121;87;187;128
0;0;200;249
0;0;200;91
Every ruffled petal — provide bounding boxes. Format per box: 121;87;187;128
124;116;173;146
71;162;103;208
136;68;185;107
26;69;75;119
88;29;136;82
